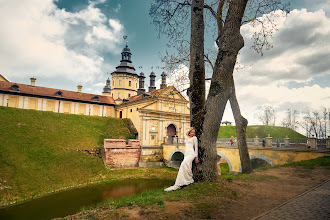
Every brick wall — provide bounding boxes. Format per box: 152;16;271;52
103;139;141;168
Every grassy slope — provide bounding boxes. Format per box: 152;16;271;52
218;125;306;138
0;106;140;205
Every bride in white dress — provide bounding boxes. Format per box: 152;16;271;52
164;127;199;191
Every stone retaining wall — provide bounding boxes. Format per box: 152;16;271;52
103;139;141;168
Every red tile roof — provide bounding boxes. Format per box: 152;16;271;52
0;81;115;105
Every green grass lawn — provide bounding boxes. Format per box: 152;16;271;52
218;125;306;138
0;106;137;206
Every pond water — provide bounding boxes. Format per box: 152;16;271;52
0;179;173;220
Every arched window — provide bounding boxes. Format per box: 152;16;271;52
55;90;63;96
129;81;131;86
10;84;19;91
92;96;99;101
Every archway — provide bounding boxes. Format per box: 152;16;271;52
239;155;275;172
251;158;271;169
168;149;184;168
217;152;233;175
166;124;177;144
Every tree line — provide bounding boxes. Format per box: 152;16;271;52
255;106;330;138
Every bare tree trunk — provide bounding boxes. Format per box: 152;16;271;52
189;0;205;139
189;0;206;181
197;0;249;181
229;84;253;174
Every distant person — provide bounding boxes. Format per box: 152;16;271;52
164;127;198;191
262;139;266;147
276;139;280;147
307;139;311;148
230;136;234;146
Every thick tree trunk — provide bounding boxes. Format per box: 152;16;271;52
229;84;253;174
196;0;249;181
189;0;205;140
189;0;207;181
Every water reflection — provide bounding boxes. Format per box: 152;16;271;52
0;179;173;220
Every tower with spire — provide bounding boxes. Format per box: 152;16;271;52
110;36;138;100
102;77;111;96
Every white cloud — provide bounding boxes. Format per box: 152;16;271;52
0;0;123;87
238;9;330;85
232;9;330;126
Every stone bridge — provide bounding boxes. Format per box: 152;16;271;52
140;144;330;173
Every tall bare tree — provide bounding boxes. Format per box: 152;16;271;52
255;106;276;126
150;0;288;180
281;109;299;131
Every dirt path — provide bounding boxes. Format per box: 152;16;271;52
66;166;330;220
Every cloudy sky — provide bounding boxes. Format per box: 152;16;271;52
0;0;329;133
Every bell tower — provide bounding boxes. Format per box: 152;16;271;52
110;36;138;100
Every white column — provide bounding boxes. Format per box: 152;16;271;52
88;104;93;115
142;118;146;145
99;105;103;116
18;96;24;108
3;95;9;106
0;94;3;106
145;119;149;145
42;99;47;111
55;100;59;112
71;102;75;114
59;101;63;113
102;106;106;117
75;103;79;114
23;97;28;109
37;99;42;110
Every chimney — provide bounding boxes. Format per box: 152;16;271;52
137;72;146;95
77;85;83;93
148;71;156;92
160;72;167;89
30;77;36;86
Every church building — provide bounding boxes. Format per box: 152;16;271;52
0;44;190;146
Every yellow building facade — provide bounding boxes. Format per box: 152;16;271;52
115;86;190;146
0;44;191;147
0;81;115;117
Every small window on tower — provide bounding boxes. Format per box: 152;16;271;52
113;81;114;86
130;109;132;112
128;93;131;97
129;81;131;86
119;80;122;85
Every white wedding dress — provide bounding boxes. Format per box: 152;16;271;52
164;136;198;191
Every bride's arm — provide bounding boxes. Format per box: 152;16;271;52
194;137;198;158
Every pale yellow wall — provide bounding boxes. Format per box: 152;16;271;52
8;95;19;108
111;74;138;99
28;98;38;110
63;101;71;113
216;147;330;173
0;93;115;118
163;144;186;162
46;100;56;112
112;89;137;100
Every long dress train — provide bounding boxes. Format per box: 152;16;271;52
164;136;198;191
